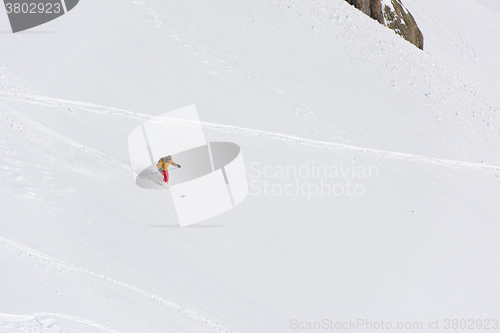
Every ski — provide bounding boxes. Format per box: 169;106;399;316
163;183;186;198
137;174;186;198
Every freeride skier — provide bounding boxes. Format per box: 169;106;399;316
157;155;181;183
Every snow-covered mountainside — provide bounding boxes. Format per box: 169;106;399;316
1;0;499;332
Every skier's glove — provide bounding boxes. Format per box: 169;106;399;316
177;164;182;168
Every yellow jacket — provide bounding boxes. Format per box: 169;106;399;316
157;157;178;172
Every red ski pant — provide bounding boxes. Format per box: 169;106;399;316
162;170;169;183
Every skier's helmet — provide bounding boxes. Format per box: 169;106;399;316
166;155;172;161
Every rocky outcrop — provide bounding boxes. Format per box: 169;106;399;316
345;0;424;50
345;0;372;17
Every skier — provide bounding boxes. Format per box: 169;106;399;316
157;155;181;183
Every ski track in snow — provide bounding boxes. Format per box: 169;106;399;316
0;312;122;333
0;235;236;333
1;91;499;172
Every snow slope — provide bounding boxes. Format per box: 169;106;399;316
1;0;499;332
403;0;500;109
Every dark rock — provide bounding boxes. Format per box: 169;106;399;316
346;0;372;16
383;0;424;50
370;0;385;25
345;0;424;50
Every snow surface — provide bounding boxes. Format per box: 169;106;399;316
1;0;499;332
